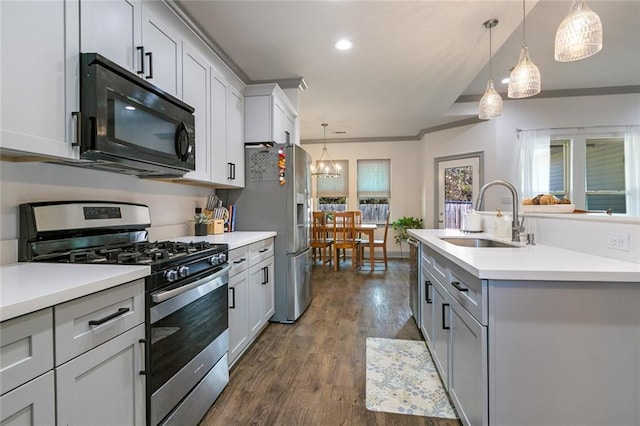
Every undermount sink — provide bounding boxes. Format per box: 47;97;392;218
439;237;521;248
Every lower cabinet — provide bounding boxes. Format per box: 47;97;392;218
449;297;487;426
0;371;55;425
430;276;450;389
420;264;434;347
227;237;275;367
56;324;146;426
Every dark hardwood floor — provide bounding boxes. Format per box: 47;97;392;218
200;259;461;426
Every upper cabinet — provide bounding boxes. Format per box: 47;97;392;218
244;84;298;145
80;0;142;74
0;0;79;160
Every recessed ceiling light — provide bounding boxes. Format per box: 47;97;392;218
501;77;510;85
125;105;136;111
335;39;352;50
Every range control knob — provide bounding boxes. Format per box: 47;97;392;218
217;253;227;264
178;266;189;277
164;269;179;283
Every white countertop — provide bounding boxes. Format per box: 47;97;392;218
0;263;150;322
408;229;640;282
170;231;277;250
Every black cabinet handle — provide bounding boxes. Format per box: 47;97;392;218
425;280;432;304
451;281;468;292
88;307;129;327
136;46;145;75
229;287;236;309
232;163;236;179
259;248;269;253
145;51;153;79
285;131;290;144
442;303;450;330
233;257;246;264
261;266;269;285
265;266;269;283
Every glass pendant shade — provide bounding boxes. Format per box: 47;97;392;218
554;0;602;62
478;80;503;119
508;45;541;98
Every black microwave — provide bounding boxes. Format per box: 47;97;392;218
78;53;195;177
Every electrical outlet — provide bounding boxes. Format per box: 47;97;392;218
607;232;630;251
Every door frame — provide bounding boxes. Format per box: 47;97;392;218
434;151;485;229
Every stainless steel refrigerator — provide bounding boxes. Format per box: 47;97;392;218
221;143;312;323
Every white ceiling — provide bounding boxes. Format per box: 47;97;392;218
175;1;640;141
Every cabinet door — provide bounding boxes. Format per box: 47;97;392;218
1;0;79;159
181;41;211;182
227;87;245;187
210;69;229;184
56;324;146;426
420;265;434;347
228;271;249;366
141;5;181;97
0;371;54;426
80;0;141;73
248;260;265;339
449;299;487;426
261;256;275;323
431;281;450;389
272;98;287;144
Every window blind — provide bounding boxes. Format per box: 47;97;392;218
316;160;349;197
357;159;390;198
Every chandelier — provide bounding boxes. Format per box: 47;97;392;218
311;123;341;178
508;0;541;98
478;19;503;120
554;0;603;62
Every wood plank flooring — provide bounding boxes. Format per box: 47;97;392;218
200;259;461;426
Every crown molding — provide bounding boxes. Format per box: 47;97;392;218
455;85;640;103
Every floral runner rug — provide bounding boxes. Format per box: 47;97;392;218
365;337;458;418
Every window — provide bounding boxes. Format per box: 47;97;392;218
586;138;626;213
316;159;348;212
549;141;569;200
357;159;390;223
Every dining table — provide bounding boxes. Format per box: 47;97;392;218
315;221;378;270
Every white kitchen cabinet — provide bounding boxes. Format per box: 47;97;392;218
244;83;298;145
80;0;142;74
228;269;249;365
0;0;79;159
430;277;450;389
210;68;229;184
0;371;55;426
227;86;246;187
56;323;146;426
248;256;275;338
141;5;182;97
182;41;211;182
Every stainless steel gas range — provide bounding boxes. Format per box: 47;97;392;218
19;201;230;426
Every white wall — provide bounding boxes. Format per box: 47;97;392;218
302;139;422;257
0;161;214;263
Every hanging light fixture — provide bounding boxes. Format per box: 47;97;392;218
554;0;602;62
508;0;541;99
478;19;503;120
310;123;341;178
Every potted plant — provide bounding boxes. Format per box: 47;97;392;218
190;212;213;236
391;216;424;256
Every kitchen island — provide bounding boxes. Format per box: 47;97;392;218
408;229;640;426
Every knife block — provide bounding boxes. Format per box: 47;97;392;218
209;219;224;235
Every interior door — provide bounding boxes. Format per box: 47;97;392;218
436;155;481;229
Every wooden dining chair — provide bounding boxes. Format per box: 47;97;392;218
310;211;332;268
332;211;361;271
359;210;391;269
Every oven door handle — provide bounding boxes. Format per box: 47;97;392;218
151;264;232;304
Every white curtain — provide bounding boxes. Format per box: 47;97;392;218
516;129;551;198
624;125;640;215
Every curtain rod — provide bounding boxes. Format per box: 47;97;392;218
516;124;637;133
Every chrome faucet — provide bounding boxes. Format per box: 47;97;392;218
474;180;525;242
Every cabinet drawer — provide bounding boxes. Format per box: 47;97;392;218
0;309;53;395
228;245;249;278
55;279;144;365
248;238;274;265
448;263;487;325
422;246;448;286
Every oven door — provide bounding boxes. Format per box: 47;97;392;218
148;264;231;425
80;53;195;175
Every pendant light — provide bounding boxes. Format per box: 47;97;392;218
310;123;341;178
508;0;541;98
554;0;602;62
478;19;503;120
